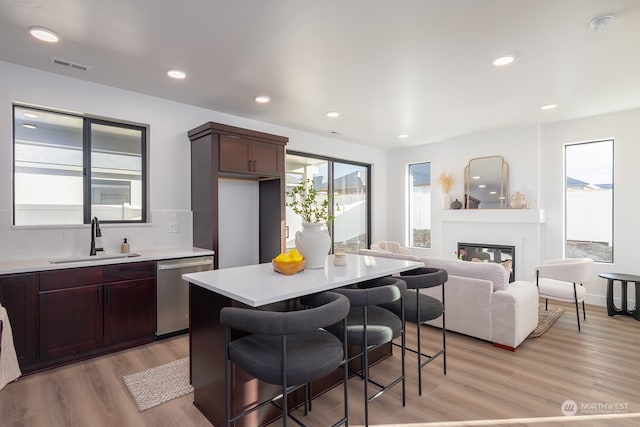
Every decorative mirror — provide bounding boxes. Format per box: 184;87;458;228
464;156;509;209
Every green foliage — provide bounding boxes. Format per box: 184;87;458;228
285;178;335;224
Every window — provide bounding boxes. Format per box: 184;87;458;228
565;140;613;262
285;152;370;253
13;105;147;225
408;162;431;248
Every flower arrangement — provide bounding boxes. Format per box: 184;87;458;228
438;172;454;194
285;178;334;224
455;249;467;260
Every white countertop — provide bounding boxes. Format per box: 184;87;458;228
183;253;423;307
0;247;215;275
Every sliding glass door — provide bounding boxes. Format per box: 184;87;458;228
285;152;370;253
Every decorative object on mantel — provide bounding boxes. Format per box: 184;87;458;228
450;198;463;209
286;178;334;269
510;191;526;209
464;156;509;209
438;172;454;209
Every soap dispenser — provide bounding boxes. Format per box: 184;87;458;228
121;238;130;254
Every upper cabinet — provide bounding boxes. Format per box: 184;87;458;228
219;135;283;176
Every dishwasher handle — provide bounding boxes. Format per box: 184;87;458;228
157;259;213;271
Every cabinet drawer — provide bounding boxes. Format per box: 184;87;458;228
39;267;103;291
104;261;155;282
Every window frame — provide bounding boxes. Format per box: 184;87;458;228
285;150;371;253
12;104;148;226
563;139;614;263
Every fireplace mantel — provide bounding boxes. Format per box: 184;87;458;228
442;208;545;224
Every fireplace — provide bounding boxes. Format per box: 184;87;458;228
457;242;515;282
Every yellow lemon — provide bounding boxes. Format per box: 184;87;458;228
288;249;303;261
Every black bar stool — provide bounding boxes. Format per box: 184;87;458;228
328;282;406;426
221;291;350;427
377;268;447;395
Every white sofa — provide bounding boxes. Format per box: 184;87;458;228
359;247;539;350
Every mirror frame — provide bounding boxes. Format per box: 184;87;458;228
464;155;509;209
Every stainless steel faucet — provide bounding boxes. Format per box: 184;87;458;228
90;217;104;255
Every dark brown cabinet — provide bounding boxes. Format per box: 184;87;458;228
188;121;288;269
38;263;156;361
0;273;37;366
219;135;283;176
39;284;103;360
103;261;156;345
104;277;155;345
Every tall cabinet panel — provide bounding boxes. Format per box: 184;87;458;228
188;122;288;269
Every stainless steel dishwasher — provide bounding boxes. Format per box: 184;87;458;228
156;256;214;336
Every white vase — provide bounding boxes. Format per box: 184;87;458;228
441;193;451;209
295;222;331;269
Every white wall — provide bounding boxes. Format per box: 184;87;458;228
387;125;540;258
388;109;640;307
0;61;388;260
541;109;640;306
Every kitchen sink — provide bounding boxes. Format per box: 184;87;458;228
49;253;142;264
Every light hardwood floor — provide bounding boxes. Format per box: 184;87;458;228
1;301;639;426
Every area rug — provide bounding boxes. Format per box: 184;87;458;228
123;357;192;411
529;306;565;338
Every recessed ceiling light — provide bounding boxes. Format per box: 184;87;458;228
23;112;39;118
472;176;481;180
398;134;409;139
590;15;615;31
22;123;37;129
29;26;59;43
254;95;271;103
478;184;486;188
493;55;515;66
541;103;558;110
326;111;340;118
489;191;497;195
167;69;186;79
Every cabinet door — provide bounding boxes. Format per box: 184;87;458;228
39;285;103;360
252;141;283;176
0;273;37;366
219;135;252;174
104;278;156;345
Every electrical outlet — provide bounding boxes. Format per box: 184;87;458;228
168;223;180;233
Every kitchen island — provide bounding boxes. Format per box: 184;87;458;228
183;253;423;426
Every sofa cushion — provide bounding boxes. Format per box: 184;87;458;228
371;241;413;255
358;248;422;262
422;257;509;291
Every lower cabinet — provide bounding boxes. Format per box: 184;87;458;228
39;284;103;360
0;273;38;366
104;277;156;345
0;260;157;372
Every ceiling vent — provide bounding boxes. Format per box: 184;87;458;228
50;57;90;71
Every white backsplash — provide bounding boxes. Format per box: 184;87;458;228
0;209;193;261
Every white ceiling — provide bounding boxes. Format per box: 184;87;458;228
1;0;639;149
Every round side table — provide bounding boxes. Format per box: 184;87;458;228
599;272;640;320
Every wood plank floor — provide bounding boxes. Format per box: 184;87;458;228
1;301;639;426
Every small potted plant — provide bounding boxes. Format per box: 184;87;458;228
286;179;333;269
